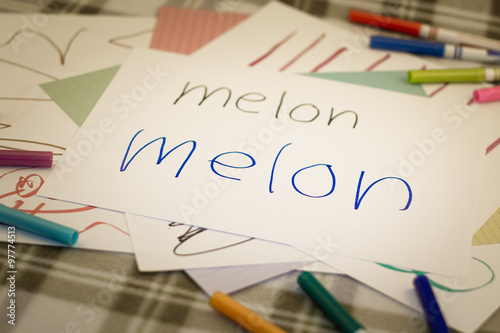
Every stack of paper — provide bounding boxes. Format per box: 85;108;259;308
1;3;499;332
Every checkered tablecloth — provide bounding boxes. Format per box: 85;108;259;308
1;1;499;332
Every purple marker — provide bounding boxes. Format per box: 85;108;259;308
0;150;53;167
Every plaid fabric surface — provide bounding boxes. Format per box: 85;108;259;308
1;1;500;332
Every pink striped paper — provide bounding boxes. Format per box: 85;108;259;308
150;6;248;55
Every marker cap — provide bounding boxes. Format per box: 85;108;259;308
0;204;78;246
408;68;487;83
473;85;500;103
370;35;445;57
413;275;449;333
349;9;421;36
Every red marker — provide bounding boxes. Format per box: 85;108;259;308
0;150;53;167
349;9;500;52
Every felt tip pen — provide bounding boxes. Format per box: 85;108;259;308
413;275;449;333
209;291;287;333
0;204;78;246
474;85;500;103
0;150;53;167
408;67;500;83
370;36;500;63
298;272;367;333
349;9;500;52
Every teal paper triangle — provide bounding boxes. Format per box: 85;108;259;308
301;71;428;97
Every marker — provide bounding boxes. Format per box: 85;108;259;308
0;150;53;167
370;36;500;63
413;275;449;333
349;9;500;52
297;272;367;333
0;204;78;246
209;291;287;333
408;67;500;83
473;85;500;103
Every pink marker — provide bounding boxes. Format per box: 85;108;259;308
473;86;500;103
0;150;53;167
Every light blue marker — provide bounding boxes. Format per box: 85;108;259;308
0;204;78;246
370;35;500;63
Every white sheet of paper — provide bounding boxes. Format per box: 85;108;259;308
126;213;314;271
327;244;500;333
186;262;306;295
40;47;489;277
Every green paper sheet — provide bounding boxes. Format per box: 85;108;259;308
41;66;121;127
302;71;428;97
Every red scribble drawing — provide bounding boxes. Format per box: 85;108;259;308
0;168;129;238
79;222;130;236
486;137;500;155
365;53;391;71
109;29;154;49
279;32;326;72
1;28;87;65
310;47;348;73
428;83;449;98
249;30;297;67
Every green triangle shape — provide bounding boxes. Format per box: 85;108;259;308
41;65;121;127
301;71;428;97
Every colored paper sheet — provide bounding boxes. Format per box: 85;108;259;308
302;71;428;97
126;213;314;271
473;209;500;245
40;47;490;277
41;66;121;126
150;6;248;54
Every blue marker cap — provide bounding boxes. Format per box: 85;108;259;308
0;204;79;246
413;275;449;333
370;35;445;57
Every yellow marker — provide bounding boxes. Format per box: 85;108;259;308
209;291;288;333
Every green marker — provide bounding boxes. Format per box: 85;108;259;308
298;272;367;333
408;67;500;83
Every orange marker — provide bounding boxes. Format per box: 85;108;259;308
209;291;288;333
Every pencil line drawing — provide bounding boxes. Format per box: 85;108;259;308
108;28;154;49
0;27;87;65
0;56;58;80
